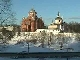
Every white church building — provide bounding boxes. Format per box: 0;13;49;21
36;12;64;34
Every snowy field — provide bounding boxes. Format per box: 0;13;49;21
0;41;79;52
0;57;80;60
0;37;80;52
0;33;80;60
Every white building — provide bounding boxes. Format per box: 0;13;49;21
35;12;64;34
48;12;64;33
36;29;60;34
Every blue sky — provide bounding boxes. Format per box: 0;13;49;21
12;0;80;25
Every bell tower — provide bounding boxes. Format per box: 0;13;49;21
28;8;37;20
55;12;63;24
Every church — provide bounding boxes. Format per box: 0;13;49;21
21;9;44;32
48;12;64;32
36;12;64;33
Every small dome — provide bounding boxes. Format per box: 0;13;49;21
55;11;63;20
29;8;37;14
30;8;35;12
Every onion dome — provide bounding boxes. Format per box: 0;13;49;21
29;8;37;14
55;11;62;20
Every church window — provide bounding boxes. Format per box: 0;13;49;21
59;20;60;22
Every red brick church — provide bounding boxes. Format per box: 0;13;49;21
21;9;44;32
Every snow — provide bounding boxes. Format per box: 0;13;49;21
0;40;80;60
0;35;80;52
0;33;80;59
0;40;80;52
68;41;80;52
0;44;54;52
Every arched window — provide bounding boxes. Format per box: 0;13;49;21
59;20;60;22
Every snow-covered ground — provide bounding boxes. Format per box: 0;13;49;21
0;35;80;52
0;40;80;52
0;57;80;60
0;34;80;60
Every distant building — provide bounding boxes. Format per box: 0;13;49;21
21;8;44;32
0;26;14;31
48;12;64;32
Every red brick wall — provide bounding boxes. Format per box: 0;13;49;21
21;17;44;32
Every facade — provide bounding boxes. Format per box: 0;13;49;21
48;12;64;32
21;9;44;32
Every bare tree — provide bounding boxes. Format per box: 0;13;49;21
75;33;80;41
0;0;16;26
37;31;47;48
